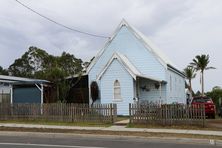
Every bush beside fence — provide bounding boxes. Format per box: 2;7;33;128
0;103;117;124
129;103;206;127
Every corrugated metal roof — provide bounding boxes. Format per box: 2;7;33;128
0;79;17;84
0;75;49;84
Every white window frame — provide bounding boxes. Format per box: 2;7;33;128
113;80;122;102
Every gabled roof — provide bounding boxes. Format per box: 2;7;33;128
97;52;162;82
86;19;179;74
129;24;175;68
0;75;49;84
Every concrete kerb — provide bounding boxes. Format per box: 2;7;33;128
1;123;222;137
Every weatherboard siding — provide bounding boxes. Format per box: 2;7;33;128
88;26;166;82
88;23;186;114
0;85;10;94
139;78;167;103
166;70;186;104
100;59;134;115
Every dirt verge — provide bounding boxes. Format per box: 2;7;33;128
0;126;222;141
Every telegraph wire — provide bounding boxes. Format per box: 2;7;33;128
15;0;109;39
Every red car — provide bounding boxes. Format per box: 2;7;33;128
191;96;216;119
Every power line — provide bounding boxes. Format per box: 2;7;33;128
15;0;109;39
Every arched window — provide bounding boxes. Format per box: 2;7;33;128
114;80;121;100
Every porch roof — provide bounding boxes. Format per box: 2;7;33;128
136;75;166;83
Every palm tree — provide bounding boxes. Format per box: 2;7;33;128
184;66;196;93
190;54;215;96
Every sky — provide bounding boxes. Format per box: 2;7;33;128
0;0;222;92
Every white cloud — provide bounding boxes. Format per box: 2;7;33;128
0;0;222;91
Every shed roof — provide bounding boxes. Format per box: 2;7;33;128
0;75;49;84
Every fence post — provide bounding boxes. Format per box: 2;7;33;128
164;105;167;126
110;103;113;124
146;104;148;126
129;103;131;124
203;104;206;127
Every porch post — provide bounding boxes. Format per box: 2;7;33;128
10;84;13;104
40;84;44;104
35;83;44;114
35;84;44;104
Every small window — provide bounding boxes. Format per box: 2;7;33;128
114;80;121;100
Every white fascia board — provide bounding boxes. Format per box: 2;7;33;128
86;39;112;74
119;60;137;80
0;80;17;84
136;75;163;83
117;53;141;76
167;65;185;78
126;25;168;69
96;53;137;81
96;54;116;80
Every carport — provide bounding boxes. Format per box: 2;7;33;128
0;75;51;104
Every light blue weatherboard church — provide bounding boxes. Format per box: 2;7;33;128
86;20;186;115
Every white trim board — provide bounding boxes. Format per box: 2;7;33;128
96;52;162;82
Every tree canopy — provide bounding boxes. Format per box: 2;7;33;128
0;66;8;75
5;46;86;102
184;66;196;93
8;46;84;79
206;86;222;109
190;54;215;96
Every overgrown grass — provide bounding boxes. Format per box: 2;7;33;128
0;120;112;127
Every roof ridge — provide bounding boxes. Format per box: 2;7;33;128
125;23;178;69
86;19;180;74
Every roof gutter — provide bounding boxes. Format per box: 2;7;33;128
167;64;185;77
136;75;167;84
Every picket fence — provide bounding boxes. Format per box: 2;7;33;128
0;103;117;123
129;103;206;127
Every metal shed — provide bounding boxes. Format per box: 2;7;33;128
0;75;50;104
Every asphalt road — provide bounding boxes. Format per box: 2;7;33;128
0;132;219;148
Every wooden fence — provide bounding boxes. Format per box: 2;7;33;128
129;103;206;127
0;103;117;123
0;93;10;104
